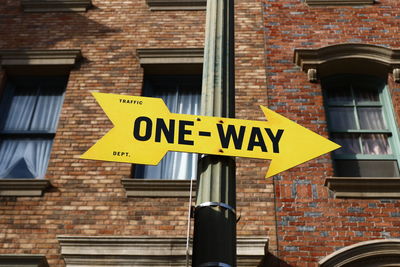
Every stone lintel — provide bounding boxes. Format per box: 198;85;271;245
0;50;82;67
325;177;400;198
305;0;374;6
57;236;268;266
146;0;206;11
0;179;50;197
294;43;400;82
21;0;92;12
137;48;203;65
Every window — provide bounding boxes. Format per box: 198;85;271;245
0;76;68;179
0;254;49;267
322;75;400;177
134;74;201;180
319;239;400;267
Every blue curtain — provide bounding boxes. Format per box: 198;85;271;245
0;77;66;178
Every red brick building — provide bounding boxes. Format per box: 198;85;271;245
264;0;400;266
1;0;400;266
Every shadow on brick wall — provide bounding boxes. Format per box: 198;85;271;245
258;252;293;267
0;5;122;49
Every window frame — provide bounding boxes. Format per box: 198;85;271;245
0;75;68;179
322;75;400;164
0;49;81;197
133;73;202;181
319;239;400;267
122;48;203;197
294;43;400;198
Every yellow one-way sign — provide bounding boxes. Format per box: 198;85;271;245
80;92;340;178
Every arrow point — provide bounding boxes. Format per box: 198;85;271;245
259;105;341;178
265;138;340;179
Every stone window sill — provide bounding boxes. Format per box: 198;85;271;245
325;177;400;198
305;0;374;6
0;179;50;197
21;0;92;12
137;48;203;65
0;50;82;67
121;179;196;197
58;236;268;266
146;0;206;11
0;254;49;266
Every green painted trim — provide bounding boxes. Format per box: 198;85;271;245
322;74;400;173
330;129;391;134
334;154;396;160
381;84;400;170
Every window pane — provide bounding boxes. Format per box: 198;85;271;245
332;133;361;154
136;75;201;180
323;75;399;177
0;76;68;179
31;87;64;131
361;134;392;155
0;87;37;131
354;84;380;103
328;107;357;130
326;86;352;104
0;138;53;178
334;160;399;177
357;107;386;130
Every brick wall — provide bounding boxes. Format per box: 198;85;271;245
0;0;272;266
263;0;400;266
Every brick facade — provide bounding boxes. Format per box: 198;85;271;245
263;0;400;266
1;0;400;266
0;0;271;266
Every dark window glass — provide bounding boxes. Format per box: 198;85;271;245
0;76;67;178
322;75;399;177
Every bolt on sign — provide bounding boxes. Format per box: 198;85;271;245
81;92;340;178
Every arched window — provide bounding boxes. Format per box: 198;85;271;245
294;44;400;198
319;239;400;267
322;74;400;177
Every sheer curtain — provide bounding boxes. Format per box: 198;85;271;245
136;75;201;180
0;78;65;178
327;81;391;156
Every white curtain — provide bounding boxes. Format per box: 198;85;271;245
0;139;52;178
136;76;201;180
358;107;386;130
0;82;64;178
1;90;37;131
362;134;391;155
31;88;64;131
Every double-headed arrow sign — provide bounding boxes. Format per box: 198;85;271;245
81;92;340;178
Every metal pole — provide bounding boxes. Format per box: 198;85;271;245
192;0;236;266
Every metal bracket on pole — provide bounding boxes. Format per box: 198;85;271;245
195;201;236;215
198;262;232;267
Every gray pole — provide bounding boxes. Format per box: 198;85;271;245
192;0;236;266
